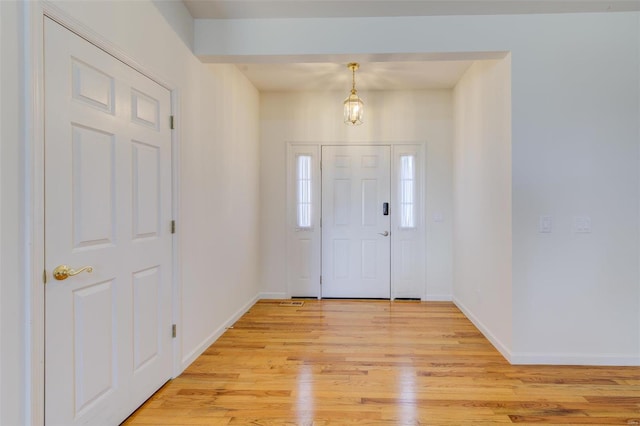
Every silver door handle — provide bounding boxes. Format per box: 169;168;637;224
378;231;389;237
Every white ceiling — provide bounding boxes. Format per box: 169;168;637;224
187;0;640;91
233;60;474;91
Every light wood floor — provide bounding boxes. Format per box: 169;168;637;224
124;300;639;425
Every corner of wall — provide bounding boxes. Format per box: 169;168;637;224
453;296;512;363
260;292;288;300
452;57;513;358
179;292;261;372
422;294;452;302
150;0;194;51
637;8;640;372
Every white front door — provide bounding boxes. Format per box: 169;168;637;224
44;18;173;425
321;146;391;298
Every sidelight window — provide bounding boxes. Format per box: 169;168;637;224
296;155;312;228
399;155;416;228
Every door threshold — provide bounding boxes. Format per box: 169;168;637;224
320;297;390;301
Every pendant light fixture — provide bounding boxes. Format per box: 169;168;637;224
344;62;364;125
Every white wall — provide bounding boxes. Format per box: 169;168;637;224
180;63;260;365
510;15;640;365
0;3;3;420
200;11;640;365
453;58;512;358
260;90;454;299
1;1;261;423
1;2;27;424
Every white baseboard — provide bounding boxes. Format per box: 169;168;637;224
180;292;260;370
259;292;288;299
454;297;640;366
510;352;640;366
422;294;452;302
453;296;513;363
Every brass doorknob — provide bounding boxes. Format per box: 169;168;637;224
53;265;93;281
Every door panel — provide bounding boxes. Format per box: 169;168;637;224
71;125;116;248
71;58;115;113
72;280;115;415
132;266;161;371
44;18;172;426
132;141;161;238
321;146;391;298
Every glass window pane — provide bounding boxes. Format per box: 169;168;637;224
399;155;416;228
296;155;312;228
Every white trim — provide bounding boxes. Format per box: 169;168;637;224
389;145;396;300
286;143;321;299
170;90;182;378
260;292;288;299
453;296;513;363
285;140;429;301
179;293;260;370
41;1;177;90
25;2;45;424
27;2;182;423
510;352;640;366
422;294;452;302
391;144;427;300
0;1;3;419
638;23;640;372
455;296;640;366
294;140;427;146
294;154;313;229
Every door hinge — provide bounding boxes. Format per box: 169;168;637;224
170;115;175;130
320;275;322;285
171;220;176;234
172;324;177;338
43;269;47;285
320;217;322;228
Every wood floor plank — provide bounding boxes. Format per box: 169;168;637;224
123;300;640;425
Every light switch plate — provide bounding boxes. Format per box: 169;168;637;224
574;216;591;233
539;215;552;233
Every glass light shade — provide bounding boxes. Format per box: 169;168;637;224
344;90;364;125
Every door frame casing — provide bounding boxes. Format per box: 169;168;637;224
25;3;181;424
285;141;427;301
